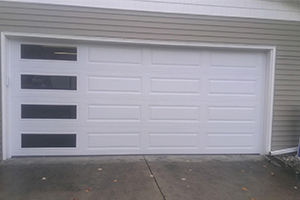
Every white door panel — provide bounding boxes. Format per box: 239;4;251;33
8;39;267;156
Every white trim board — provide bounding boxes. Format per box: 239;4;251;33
1;32;276;160
1;33;9;160
2;0;300;22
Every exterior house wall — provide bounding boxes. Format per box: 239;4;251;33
3;0;300;21
1;1;300;159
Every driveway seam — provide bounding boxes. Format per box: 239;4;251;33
143;156;166;200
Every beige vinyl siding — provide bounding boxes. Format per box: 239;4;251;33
0;1;300;156
3;0;300;22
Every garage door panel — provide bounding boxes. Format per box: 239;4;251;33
148;132;199;149
88;45;143;65
209;51;257;69
9;40;266;156
204;100;262;124
11;96;82;106
9;57;80;70
12;148;80;157
11;102;79;122
11;130;78;155
9;54;81;69
203;137;257;153
87;132;141;149
12;149;80;157
203;124;259;152
149;106;200;122
206;133;255;147
21;133;77;148
20;104;77;119
10;73;80;95
206;138;255;152
150;78;201;95
150;49;202;67
10;66;81;73
207;106;256;123
9;71;78;91
13;121;82;133
87;105;141;121
206;74;263;98
88;76;142;93
208;79;257;96
210;51;256;68
206;52;266;76
11;91;79;99
10;39;79;61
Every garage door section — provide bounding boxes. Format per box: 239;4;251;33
9;39;266;156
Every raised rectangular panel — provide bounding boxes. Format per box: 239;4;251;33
208;79;256;95
151;78;200;94
88;76;141;93
208;107;255;122
207;133;254;148
151;49;201;66
210;52;256;69
88;46;142;64
149;133;198;148
88;133;140;148
150;106;199;121
88;105;141;121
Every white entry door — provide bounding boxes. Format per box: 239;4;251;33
8;39;266;156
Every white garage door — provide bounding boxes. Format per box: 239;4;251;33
8;39;266;156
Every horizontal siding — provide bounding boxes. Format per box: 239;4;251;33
1;16;300;42
1;9;300;34
0;18;299;43
0;1;300;155
3;0;300;21
1;2;300;27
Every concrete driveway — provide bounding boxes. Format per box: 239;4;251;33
0;155;299;200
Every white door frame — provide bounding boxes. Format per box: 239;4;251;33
1;32;276;160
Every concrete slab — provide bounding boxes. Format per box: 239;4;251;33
145;155;300;200
0;156;163;200
0;155;299;200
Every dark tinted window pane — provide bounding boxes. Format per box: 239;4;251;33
21;75;77;90
21;44;77;61
22;105;76;119
22;134;76;148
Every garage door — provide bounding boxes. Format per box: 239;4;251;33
8;39;266;156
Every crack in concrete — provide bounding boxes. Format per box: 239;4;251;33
143;156;166;200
